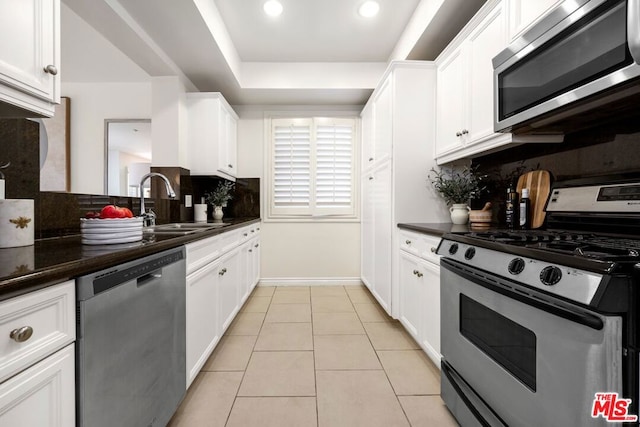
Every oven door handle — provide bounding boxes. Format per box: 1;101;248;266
441;258;604;330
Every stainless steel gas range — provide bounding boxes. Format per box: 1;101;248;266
437;176;640;427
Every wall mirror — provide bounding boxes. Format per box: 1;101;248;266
104;119;152;196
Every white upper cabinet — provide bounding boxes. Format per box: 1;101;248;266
435;0;508;164
371;77;393;166
186;92;238;180
435;0;562;165
506;0;564;42
0;0;60;117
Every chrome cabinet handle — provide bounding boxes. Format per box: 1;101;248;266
417;271;423;278
431;247;437;253
10;326;33;343
461;129;469;135
255;243;259;248
369;176;374;180
43;65;58;75
219;268;227;276
251;229;255;233
369;157;374;162
244;233;248;236
405;240;411;245
228;164;233;168
413;270;419;275
456;131;462;137
249;249;253;253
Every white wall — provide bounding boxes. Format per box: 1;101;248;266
63;82;152;194
236;105;362;284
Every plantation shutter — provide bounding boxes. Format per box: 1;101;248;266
272;119;311;210
269;117;356;218
315;119;354;212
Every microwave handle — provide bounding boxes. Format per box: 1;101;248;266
629;0;640;64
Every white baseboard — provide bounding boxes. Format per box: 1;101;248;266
257;277;363;287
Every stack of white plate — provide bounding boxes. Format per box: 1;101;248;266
80;217;143;245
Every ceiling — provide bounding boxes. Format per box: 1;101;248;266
61;0;486;105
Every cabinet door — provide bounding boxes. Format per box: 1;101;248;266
467;2;506;144
218;108;237;177
372;77;393;164
239;241;251;305
372;161;392;313
435;47;466;156
398;251;422;339
361;104;374;172
251;238;261;290
217;248;241;333
0;0;59;115
186;257;221;387
361;173;375;290
507;0;563;42
0;344;74;427
419;260;441;365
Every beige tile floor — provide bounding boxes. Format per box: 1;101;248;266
169;285;459;427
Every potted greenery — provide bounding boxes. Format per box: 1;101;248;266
205;181;235;220
428;166;486;224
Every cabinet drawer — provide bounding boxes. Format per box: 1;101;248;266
399;230;441;264
0;280;75;383
186;234;223;275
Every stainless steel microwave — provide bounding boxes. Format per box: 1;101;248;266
493;0;640;134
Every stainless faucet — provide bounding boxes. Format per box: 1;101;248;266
139;172;176;227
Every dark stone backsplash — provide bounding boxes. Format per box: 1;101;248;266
473;114;640;224
1;118;260;239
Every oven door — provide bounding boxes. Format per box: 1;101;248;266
440;258;623;427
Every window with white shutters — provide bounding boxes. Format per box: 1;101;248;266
268;117;357;219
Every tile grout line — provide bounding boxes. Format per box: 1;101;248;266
224;287;273;427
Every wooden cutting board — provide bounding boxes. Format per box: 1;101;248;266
516;170;551;229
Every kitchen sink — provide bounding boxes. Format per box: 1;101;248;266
143;223;230;235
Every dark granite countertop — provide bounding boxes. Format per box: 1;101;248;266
0;217;260;300
397;223;472;236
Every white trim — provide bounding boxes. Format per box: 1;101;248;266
257;277;363;287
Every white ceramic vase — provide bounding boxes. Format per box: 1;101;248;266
449;203;470;225
213;206;224;220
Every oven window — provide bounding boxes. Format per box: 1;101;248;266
498;0;630;120
460;294;537;391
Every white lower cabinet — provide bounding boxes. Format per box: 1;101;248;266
0;280;75;426
0;344;75;427
186;254;222;387
185;223;260;388
217;248;241;333
398;229;441;367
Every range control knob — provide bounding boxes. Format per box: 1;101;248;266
464;247;476;260
508;258;526;275
448;243;459;255
540;266;562;286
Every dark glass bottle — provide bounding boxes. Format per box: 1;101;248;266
519;188;531;229
505;186;518;228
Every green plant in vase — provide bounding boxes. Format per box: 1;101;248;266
205;181;235;220
428;165;486;224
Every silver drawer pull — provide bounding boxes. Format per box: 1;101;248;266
405;240;411;245
255;243;259;248
431;247;437;253
244;233;248;236
249;249;253;253
413;270;419;275
43;64;58;75
219;268;227;276
416;271;423;278
10;326;33;343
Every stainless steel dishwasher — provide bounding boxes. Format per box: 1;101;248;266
76;247;186;427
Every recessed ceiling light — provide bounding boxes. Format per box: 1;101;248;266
358;1;380;18
264;0;283;17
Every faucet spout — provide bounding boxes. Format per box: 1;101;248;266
139;172;176;226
